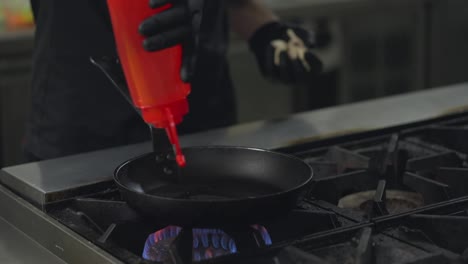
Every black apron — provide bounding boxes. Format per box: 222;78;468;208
24;0;236;161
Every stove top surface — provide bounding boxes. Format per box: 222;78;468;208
39;114;468;263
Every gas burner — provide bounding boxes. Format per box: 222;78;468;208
142;225;272;262
338;190;424;214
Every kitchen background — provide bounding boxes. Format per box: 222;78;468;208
0;0;467;167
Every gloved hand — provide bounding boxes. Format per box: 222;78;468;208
139;0;198;82
249;22;323;85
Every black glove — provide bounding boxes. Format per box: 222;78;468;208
139;0;200;82
249;22;323;85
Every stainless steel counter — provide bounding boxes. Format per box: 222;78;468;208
1;82;468;263
1;143;151;209
0;217;65;264
182;82;468;149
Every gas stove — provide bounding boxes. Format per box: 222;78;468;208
32;114;468;264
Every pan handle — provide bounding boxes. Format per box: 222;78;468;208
150;126;182;178
90;56;181;179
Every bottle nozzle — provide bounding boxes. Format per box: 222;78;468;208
164;108;186;167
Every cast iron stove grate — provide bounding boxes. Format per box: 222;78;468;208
48;193;350;264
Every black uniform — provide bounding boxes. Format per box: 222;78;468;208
24;0;236;161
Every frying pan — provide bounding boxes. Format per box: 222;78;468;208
91;57;313;227
115;146;313;226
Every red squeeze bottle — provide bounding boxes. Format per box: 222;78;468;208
107;1;189;167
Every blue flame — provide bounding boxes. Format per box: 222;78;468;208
142;226;182;262
251;224;273;246
194;251;201;262
192;228;236;260
143;225;272;262
201;232;209;248
229;238;237;253
193;235;199;248
212;233;220;249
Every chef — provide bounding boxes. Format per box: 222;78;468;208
23;0;323;162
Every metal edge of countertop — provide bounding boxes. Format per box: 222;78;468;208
1;82;468;208
0;142;152;209
0;184;122;264
180;83;468;149
0;215;66;264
